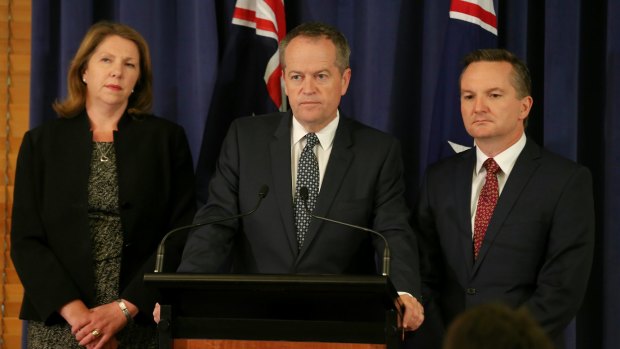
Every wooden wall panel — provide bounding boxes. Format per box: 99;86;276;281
1;0;31;347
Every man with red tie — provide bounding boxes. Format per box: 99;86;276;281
414;49;594;348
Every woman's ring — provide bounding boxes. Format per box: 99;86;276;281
91;329;102;338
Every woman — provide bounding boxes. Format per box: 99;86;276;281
11;22;196;349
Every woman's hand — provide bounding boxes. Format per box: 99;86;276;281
74;301;131;349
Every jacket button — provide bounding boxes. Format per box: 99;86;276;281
466;288;477;295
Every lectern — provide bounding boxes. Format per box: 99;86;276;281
144;273;404;349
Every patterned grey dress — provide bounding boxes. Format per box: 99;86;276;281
27;142;156;348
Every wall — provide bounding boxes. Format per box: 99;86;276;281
1;0;30;347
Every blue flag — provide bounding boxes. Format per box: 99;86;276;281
425;0;498;166
195;0;286;202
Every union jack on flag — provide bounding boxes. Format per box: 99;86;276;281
232;0;286;109
449;0;497;35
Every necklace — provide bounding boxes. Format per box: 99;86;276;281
95;142;112;162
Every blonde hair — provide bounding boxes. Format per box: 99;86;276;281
53;21;153;117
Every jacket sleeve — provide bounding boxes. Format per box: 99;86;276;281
414;170;445;306
177;120;242;273
523;165;595;338
10;131;84;322
372;140;421;297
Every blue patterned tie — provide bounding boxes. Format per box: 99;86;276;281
295;133;320;249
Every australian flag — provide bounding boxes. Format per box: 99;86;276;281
195;0;286;202
426;0;498;165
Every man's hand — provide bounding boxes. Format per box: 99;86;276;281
399;294;424;331
153;303;161;324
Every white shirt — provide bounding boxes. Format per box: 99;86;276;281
291;112;339;197
470;133;527;235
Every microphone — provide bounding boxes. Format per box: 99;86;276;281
298;187;391;276
153;185;269;273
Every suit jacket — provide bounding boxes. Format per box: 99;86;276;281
179;112;420;295
414;138;595;342
10;112;196;325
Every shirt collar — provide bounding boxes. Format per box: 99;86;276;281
292;111;340;150
475;133;527;176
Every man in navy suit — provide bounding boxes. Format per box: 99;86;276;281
179;22;425;331
414;49;595;347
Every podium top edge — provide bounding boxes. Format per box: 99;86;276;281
144;273;401;310
144;273;391;285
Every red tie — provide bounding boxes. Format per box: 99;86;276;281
473;158;500;259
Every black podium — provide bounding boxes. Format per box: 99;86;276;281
144;273;404;349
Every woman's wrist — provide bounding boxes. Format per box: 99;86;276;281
59;299;89;325
116;299;137;324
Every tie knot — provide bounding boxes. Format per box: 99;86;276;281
305;133;319;148
484;158;500;175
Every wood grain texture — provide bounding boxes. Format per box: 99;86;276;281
1;0;31;347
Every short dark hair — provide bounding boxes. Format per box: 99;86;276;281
279;22;350;73
461;48;532;99
443;303;554;349
53;21;153;117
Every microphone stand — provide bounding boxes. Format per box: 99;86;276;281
299;187;390;276
153;185;269;273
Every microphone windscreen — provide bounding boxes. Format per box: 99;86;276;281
259;185;270;198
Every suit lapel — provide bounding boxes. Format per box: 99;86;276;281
56;113;93;203
473;139;541;274
270;114;298;255
52;114;95;275
297;118;354;260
